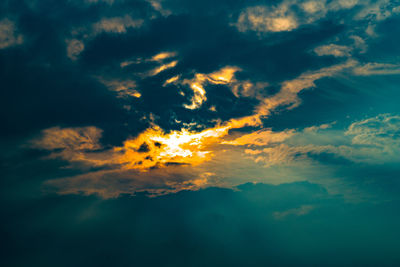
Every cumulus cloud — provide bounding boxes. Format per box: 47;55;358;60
0;18;23;49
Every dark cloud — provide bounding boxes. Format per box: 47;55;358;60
1;0;400;265
1;182;400;267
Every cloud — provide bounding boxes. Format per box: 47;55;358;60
304;122;336;133
273;205;315;220
176;65;270;110
27;58;360;197
66;39;85;60
242;114;400;167
43;167;215;198
33;124;230;171
9;0;400;200
346;114;400;148
314;44;352;57
236;4;298;33
235;0;399;36
146;0;172;17
32;126;103;151
179;66;241;110
255;60;357;117
301;1;326;14
66;15;144;60
313;35;367;59
0;18;23;49
224;129;295;146
329;0;359;10
151;51;177;62
355;0;400;21
353;63;400;76
99;79;141;98
30;114;400;197
93;15;143;34
149;60;178;76
31;127;104;164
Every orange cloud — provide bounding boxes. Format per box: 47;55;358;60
33;60;360;197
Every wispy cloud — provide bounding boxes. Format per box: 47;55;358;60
353;63;400;76
314;44;352;57
66;15;143;60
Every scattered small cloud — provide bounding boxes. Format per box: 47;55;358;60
66;39;85;60
0;18;23;49
273;205;315;220
99;79;141;98
235;4;298;33
314;44;352;57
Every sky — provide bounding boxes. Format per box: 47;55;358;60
1;0;400;266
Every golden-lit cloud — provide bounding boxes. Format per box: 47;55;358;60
32;60;366;197
181;66;240;109
149;60;178;76
151;51;177;62
163;75;180;86
31;127;104;164
32;126;103;151
34;124;230;171
35;113;400;198
162;65;269;110
116;125;230;170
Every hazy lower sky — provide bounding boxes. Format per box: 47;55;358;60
1;0;400;266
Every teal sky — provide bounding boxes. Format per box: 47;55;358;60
1;0;400;266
